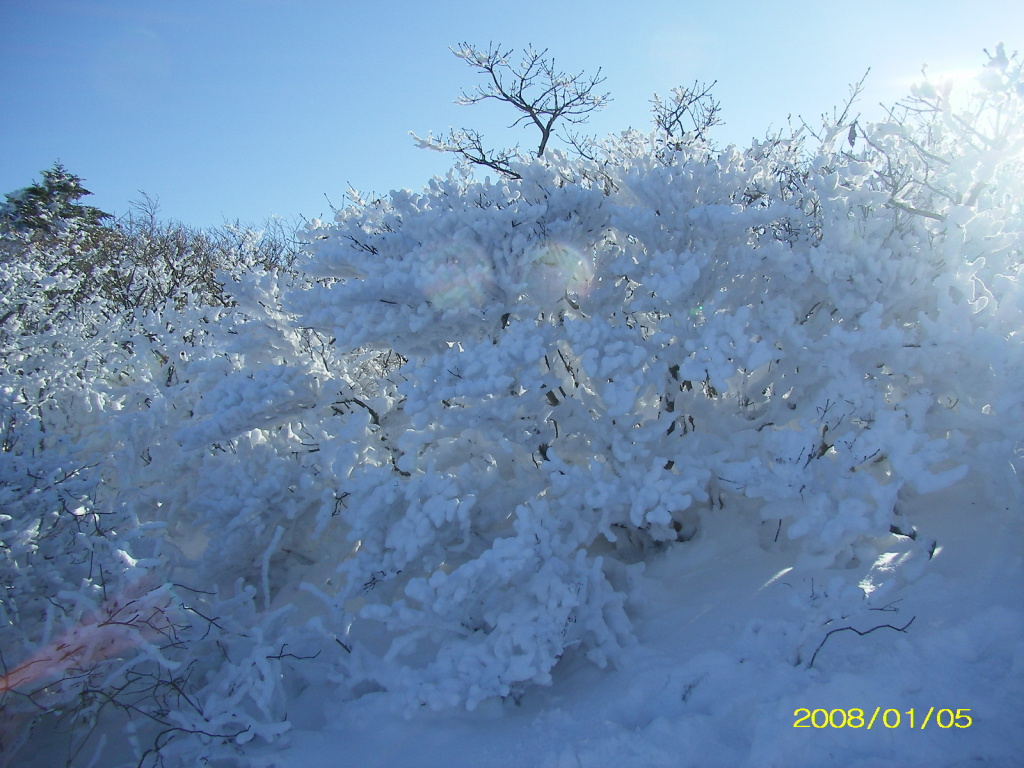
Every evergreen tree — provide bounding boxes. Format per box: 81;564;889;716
0;161;111;241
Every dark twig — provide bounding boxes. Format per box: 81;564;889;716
807;616;916;668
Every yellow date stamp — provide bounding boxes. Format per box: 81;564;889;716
793;708;972;729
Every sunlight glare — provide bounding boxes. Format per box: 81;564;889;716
417;241;496;312
526;242;594;306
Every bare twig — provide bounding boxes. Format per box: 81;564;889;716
413;42;610;176
807;616;916;668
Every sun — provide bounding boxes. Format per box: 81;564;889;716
884;44;1021;115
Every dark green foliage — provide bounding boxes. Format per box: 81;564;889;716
1;161;111;243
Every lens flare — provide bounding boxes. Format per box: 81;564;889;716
416;241;496;312
526;242;593;306
0;580;177;696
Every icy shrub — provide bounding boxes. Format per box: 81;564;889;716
283;51;1023;708
0;259;317;765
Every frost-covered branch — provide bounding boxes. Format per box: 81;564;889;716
414;42;610;176
411;128;523;180
651;80;722;153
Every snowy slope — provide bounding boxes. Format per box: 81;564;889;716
249;477;1023;768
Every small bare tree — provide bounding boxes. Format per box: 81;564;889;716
651;80;722;155
414;42;611;179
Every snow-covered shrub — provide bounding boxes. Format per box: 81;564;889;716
0;251;318;765
99;197;305;313
0;263;168;763
281;50;1023;709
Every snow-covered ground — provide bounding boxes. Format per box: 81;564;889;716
250;477;1023;768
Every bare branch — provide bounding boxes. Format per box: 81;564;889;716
651;80;722;153
807;616;916;668
415;42;611;173
411;128;523;179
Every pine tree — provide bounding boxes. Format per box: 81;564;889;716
0;161;111;241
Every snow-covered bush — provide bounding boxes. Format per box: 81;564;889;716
100;197;305;312
283;49;1023;709
0;246;317;765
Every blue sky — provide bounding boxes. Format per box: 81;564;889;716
2;0;1021;229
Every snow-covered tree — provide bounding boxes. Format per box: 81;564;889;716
413;42;612;178
282;46;1023;709
0;162;111;244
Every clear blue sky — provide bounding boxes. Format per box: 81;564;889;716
2;0;1020;229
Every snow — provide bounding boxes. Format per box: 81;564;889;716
248;478;1023;768
3;52;1023;768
